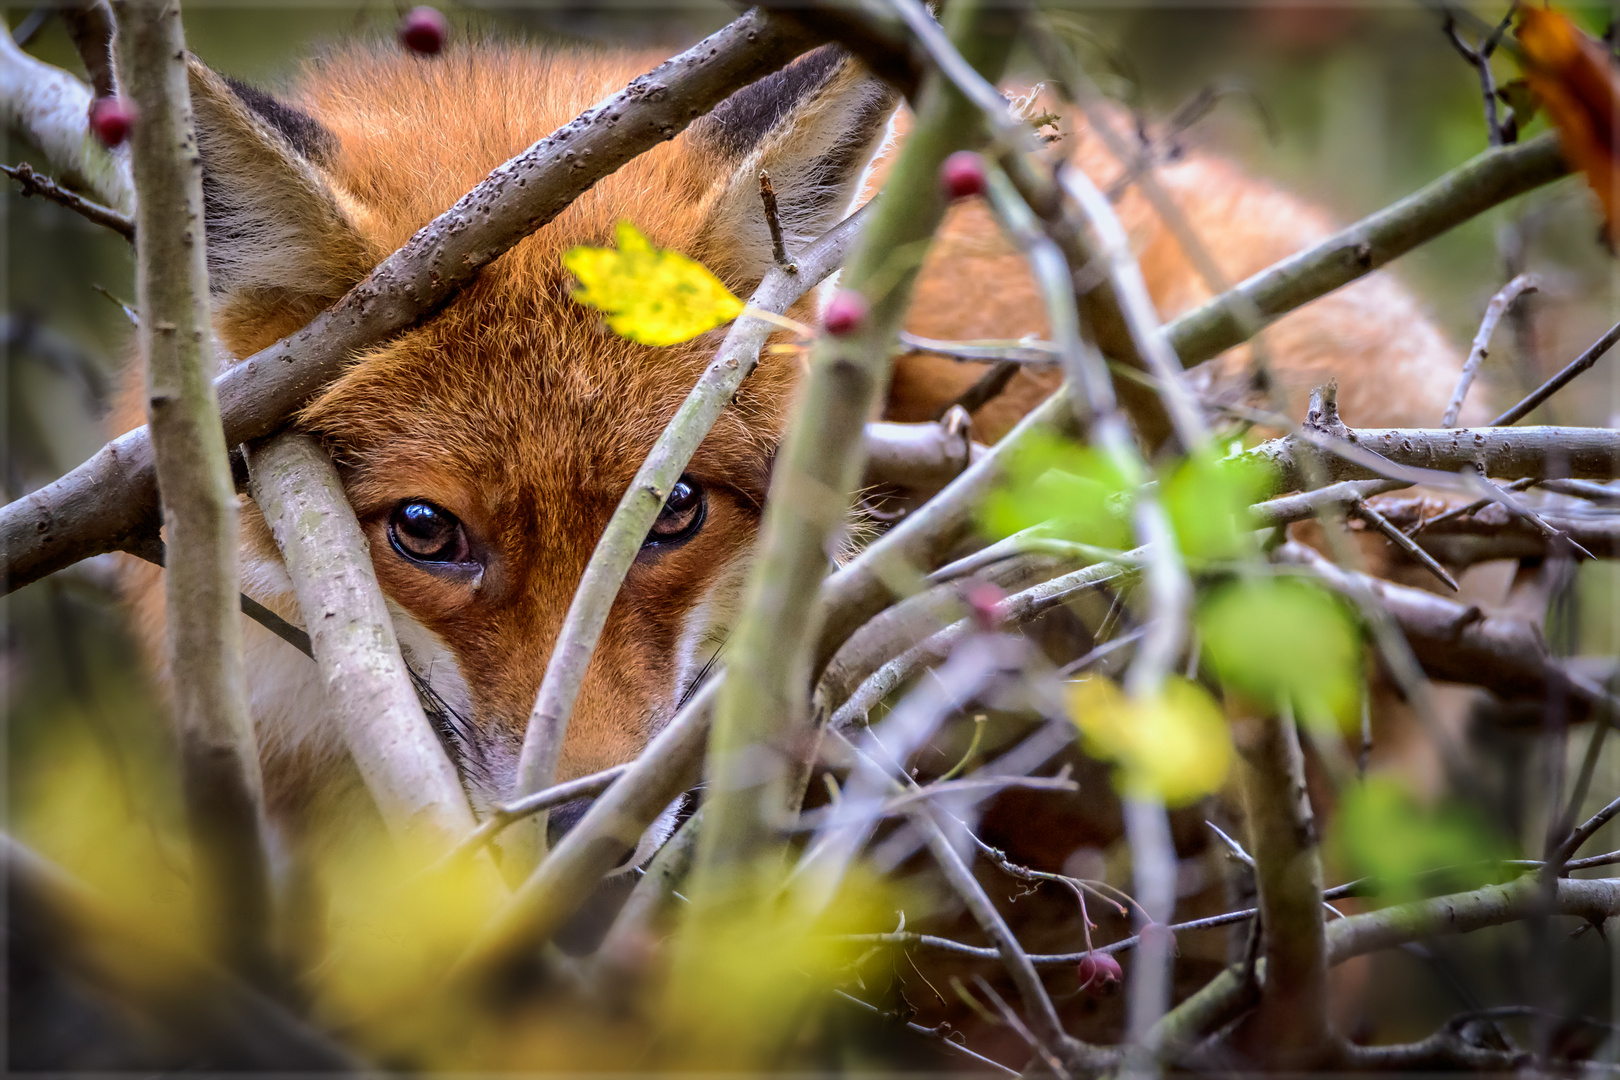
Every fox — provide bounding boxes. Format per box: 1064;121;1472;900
113;37;1483;861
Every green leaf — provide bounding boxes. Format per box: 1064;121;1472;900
1331;777;1514;902
979;432;1135;549
1196;576;1362;727
1163;451;1277;562
1067;675;1233;806
563;221;744;346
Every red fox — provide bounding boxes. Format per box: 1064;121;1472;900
113;40;1481;848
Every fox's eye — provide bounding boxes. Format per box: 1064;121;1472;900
645;476;705;547
389;501;471;564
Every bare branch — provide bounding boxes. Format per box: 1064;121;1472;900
1491;317;1620;426
112;0;271;984
913;805;1112;1073
757;168;795;273
0;8;824;594
59;1;117;101
245;433;495;871
1274;542;1618;721
2;159;133;238
1247;424;1620;495
1231;714;1330;1066
861;412;979;498
1442;272;1538;427
441;765;628;870
1324;874;1620;966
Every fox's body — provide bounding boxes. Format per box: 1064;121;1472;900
116;39;1478;843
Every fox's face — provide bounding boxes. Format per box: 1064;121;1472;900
185;43;895;811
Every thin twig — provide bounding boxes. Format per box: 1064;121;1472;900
757;168;796;273
1353;496;1461;591
899;331;1059;364
913;804;1111;1072
1;160;133;239
1442;272;1537;426
455;680;718;983
1491;318;1620;426
833;988;1019;1076
439;764;629;870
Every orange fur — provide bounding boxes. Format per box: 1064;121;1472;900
112;40;1480;835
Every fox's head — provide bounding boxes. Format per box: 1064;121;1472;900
191;42;896;821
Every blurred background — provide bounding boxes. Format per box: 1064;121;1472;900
4;0;1618;1063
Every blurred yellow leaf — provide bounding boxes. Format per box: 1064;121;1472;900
1518;8;1620;241
1066;676;1233;806
1197;576;1362;727
316;832;507;1065
665;863;903;1069
564;221;744;345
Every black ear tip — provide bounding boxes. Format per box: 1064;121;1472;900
218;74;337;165
696;43;849;159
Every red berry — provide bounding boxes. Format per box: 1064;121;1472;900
398;5;448;55
965;581;1005;632
89;97;135;148
822;290;869;337
941;151;987;200
1076;951;1122;996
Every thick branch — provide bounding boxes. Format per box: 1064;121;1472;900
245;432;496;870
113;0;272;984
1231;715;1330;1066
1325;874;1620;965
1248;424;1620;495
1275;542;1616;721
0;8;823;594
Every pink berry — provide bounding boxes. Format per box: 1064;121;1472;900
89;97;135;148
822;290;869;337
941;151;987;200
398;5;448;55
1076;951;1122;996
965;581;1005;632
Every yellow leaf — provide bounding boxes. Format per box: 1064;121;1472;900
1067;676;1233;806
563;221;744;346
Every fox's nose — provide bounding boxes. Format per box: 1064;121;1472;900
545;796;635;869
545;796;593;849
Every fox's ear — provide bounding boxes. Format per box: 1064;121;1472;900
692;46;897;289
186;58;373;308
